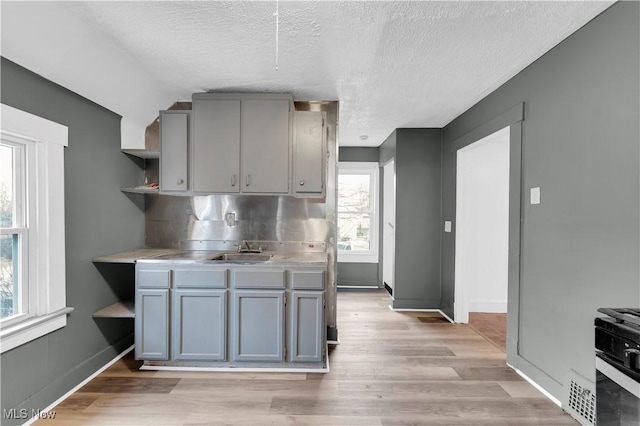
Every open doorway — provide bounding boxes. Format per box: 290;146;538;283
382;159;396;296
454;126;510;338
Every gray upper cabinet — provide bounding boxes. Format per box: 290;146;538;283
241;99;291;193
192;98;241;193
191;93;292;195
160;110;190;193
293;111;326;196
159;93;328;197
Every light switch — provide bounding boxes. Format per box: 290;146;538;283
444;221;452;233
530;187;541;205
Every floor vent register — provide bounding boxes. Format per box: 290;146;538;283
564;371;596;425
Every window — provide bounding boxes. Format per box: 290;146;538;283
337;162;379;263
1;140;28;323
0;104;71;353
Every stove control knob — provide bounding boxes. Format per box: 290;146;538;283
624;348;640;369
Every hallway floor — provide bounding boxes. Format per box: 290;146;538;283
36;289;576;425
468;312;508;352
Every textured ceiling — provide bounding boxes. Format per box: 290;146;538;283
1;1;613;147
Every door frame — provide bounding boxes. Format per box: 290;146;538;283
450;103;524;366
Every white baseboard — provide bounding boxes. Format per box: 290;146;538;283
24;345;134;426
507;362;562;407
140;344;330;374
337;285;380;289
388;306;454;323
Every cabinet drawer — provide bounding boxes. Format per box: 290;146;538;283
137;269;171;289
234;269;285;288
291;271;325;290
173;269;227;288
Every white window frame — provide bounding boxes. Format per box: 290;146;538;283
1;139;30;326
0;104;72;354
337;162;379;263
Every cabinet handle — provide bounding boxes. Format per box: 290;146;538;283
231;175;237;187
176;178;184;185
299;180;305;186
246;175;252;187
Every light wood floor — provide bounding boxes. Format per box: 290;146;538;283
37;289;576;425
468;312;507;352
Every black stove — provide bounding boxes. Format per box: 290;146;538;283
595;308;640;425
596;308;640;375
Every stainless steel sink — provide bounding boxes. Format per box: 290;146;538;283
210;253;273;262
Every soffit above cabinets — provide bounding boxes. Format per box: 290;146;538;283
1;1;613;147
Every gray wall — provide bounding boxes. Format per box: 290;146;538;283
383;129;442;309
339;147;380;163
0;58;144;423
441;1;639;401
337;147;381;287
336;263;380;287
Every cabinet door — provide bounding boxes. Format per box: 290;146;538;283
293;111;325;195
241;100;290;193
290;291;324;363
192;98;241;193
232;290;284;362
135;289;169;360
172;289;226;361
160;111;189;193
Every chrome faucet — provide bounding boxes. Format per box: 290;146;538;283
238;240;251;253
238;240;263;253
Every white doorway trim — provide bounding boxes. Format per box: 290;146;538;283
454;126;510;323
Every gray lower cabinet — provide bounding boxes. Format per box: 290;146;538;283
290;291;324;363
135;288;170;360
135;263;326;367
172;289;226;361
232;290;285;362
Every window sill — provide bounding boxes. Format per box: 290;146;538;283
0;307;74;353
338;253;379;263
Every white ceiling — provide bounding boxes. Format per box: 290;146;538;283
1;1;613;147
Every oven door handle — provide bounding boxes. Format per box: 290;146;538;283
596;356;640;398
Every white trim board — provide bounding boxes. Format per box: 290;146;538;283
140;365;329;374
23;345;135;426
387;306;454;323
0;104;70;353
1;308;73;353
140;345;331;374
337;285;380;289
508;362;562;407
1;104;68;146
